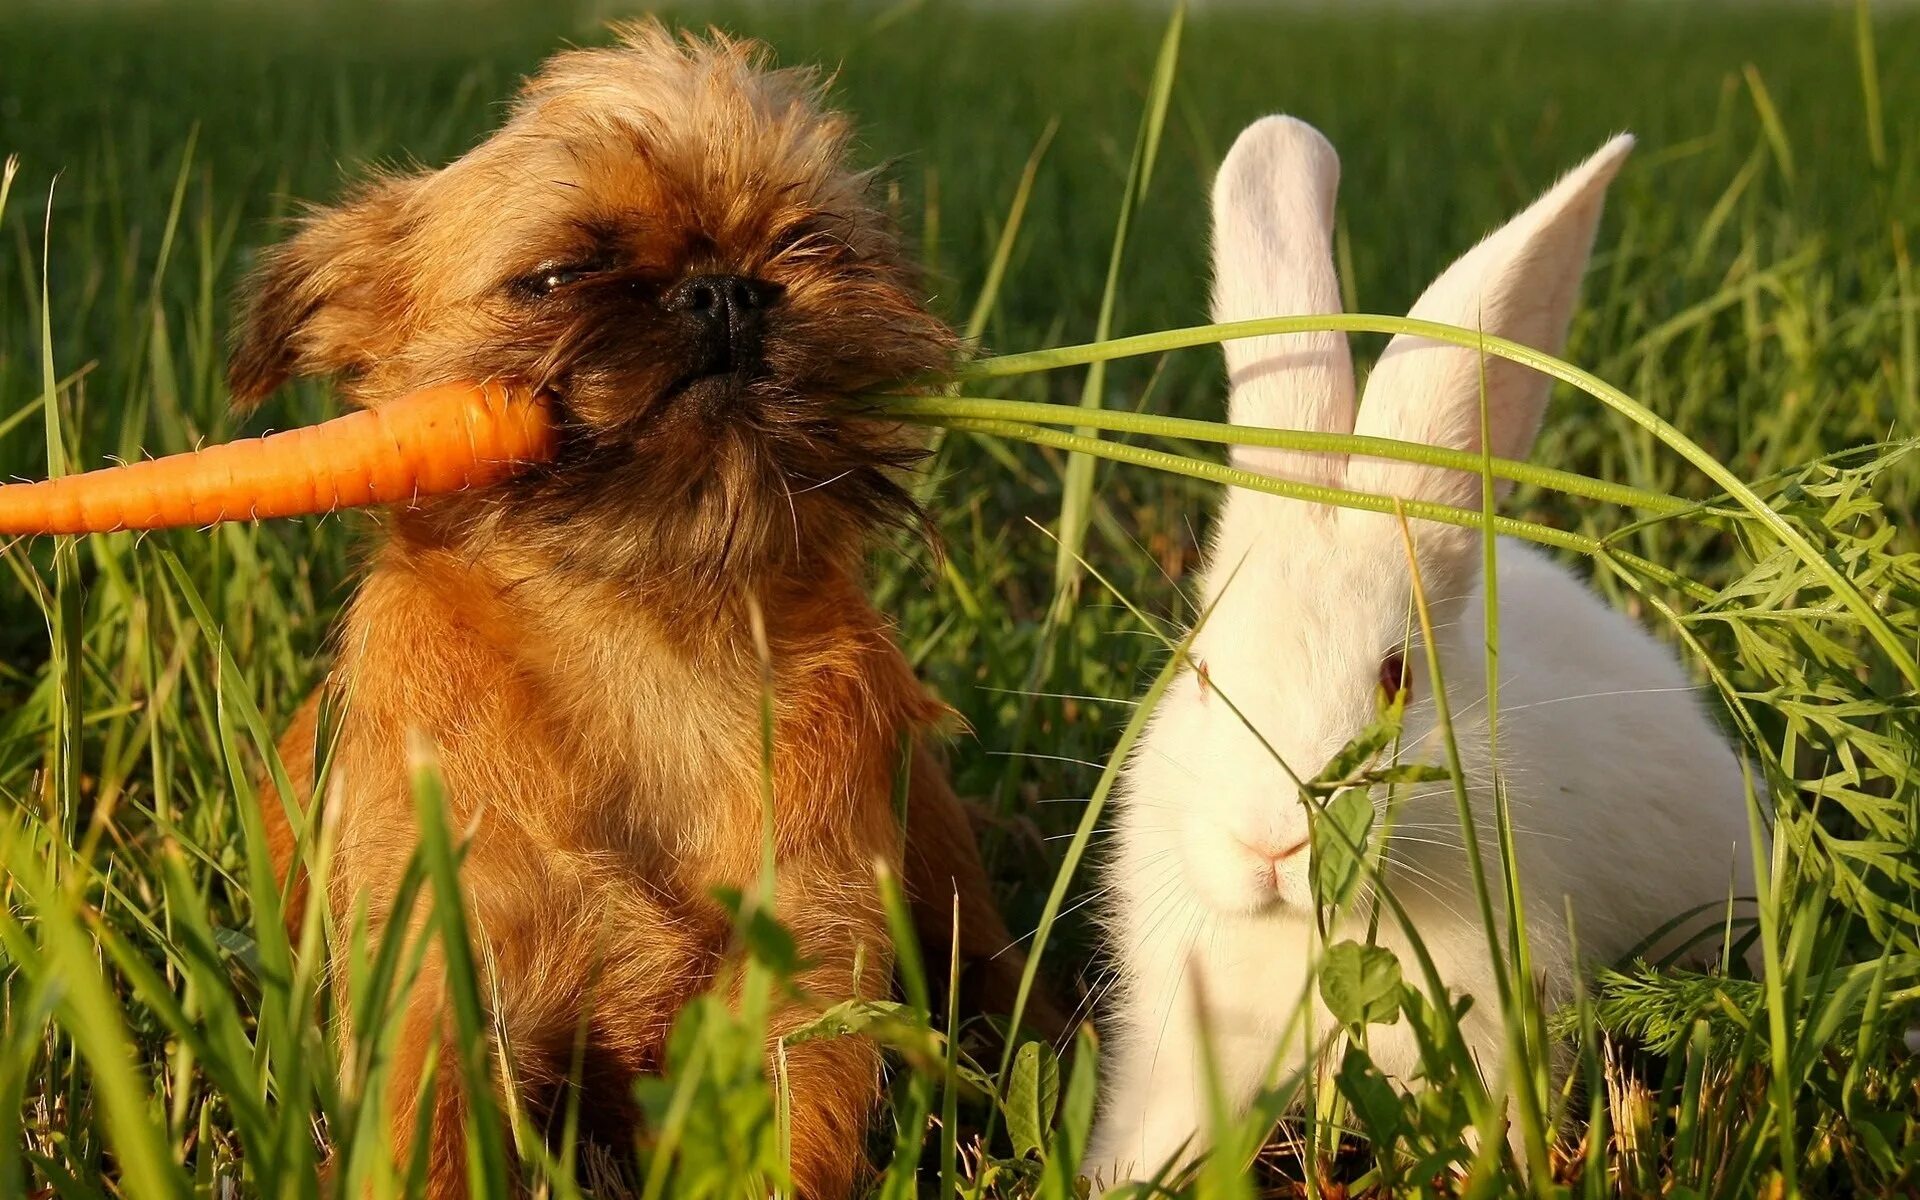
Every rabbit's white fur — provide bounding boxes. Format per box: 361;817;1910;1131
1085;117;1755;1185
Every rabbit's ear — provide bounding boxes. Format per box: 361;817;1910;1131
1211;116;1353;490
1347;134;1633;514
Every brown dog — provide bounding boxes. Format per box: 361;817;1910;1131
230;24;1042;1197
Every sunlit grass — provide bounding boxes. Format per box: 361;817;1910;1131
2;1;1918;1196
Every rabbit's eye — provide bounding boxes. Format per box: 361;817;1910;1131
1378;651;1412;704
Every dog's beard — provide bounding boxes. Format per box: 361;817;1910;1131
500;395;927;592
414;289;944;595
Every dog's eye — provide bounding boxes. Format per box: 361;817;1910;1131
509;261;601;300
1378;650;1412;705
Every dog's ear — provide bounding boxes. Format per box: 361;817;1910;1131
228;174;421;411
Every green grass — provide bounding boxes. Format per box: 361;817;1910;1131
3;0;1919;1196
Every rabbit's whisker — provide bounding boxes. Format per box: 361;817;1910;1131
1489;683;1712;714
987;749;1110;771
976;684;1139;707
1047;828;1119;842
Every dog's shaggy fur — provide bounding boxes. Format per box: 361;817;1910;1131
234;25;1041;1196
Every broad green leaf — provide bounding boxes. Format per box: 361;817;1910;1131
1006;1039;1061;1160
1335;1046;1404;1151
1310;788;1375;911
1320;941;1404;1028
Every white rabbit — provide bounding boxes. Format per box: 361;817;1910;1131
1085;117;1756;1185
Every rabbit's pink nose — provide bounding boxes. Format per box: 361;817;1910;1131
1238;835;1309;875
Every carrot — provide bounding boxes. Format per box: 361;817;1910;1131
0;382;555;537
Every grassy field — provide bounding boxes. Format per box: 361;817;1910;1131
2;0;1918;1195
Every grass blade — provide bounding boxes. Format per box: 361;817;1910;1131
962;313;1920;687
409;737;513;1200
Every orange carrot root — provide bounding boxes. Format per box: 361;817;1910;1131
0;382;555;537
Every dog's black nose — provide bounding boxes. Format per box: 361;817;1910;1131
663;273;775;375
